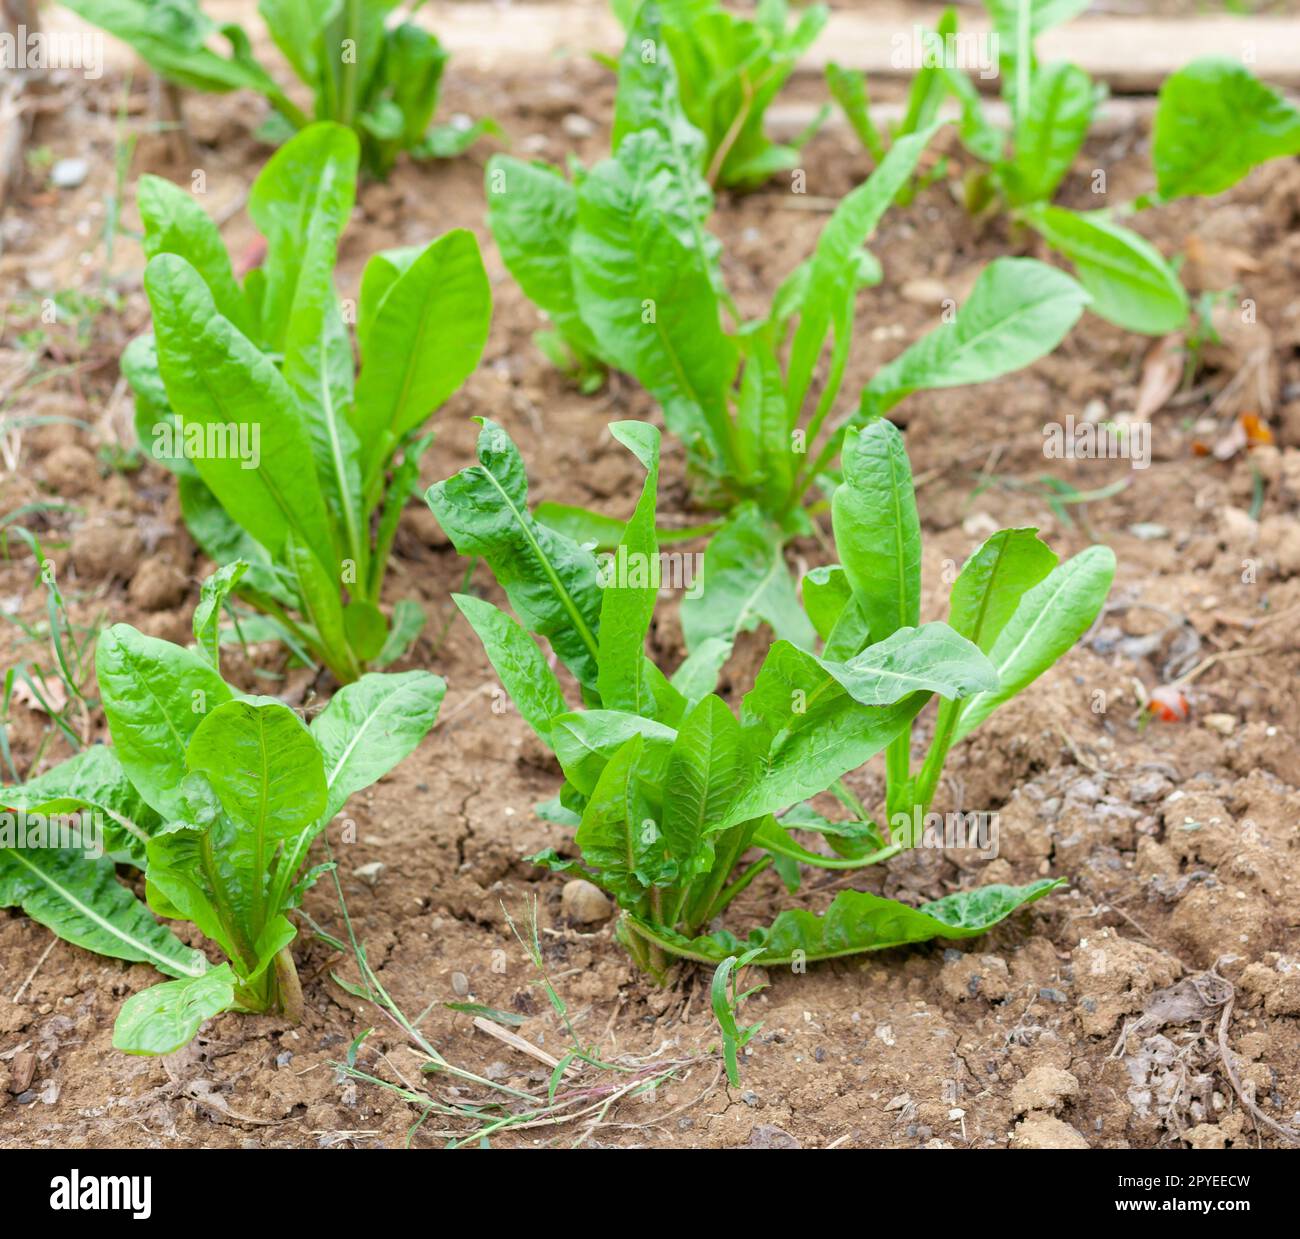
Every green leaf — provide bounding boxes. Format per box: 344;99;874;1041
192;561;249;669
597;423;661;715
982;0;1090;41
631;878;1065;964
662;695;743;874
186;699;327;855
572;129;736;466
353;229;491;479
137;174;252;334
785;124;939;416
178;475;294;609
96;624;234;820
1;744;160;863
112;964;237;1055
0;846;206;979
453;595;567;741
343;601;388;663
1002;62;1098;205
1153;58;1300;199
486;157;600;362
574;735;671;895
534;502;627;552
551;711;676;799
681;504;814;653
309;671;447;822
826;63;884;161
373;599;426;669
728;645;927;825
863;258;1089;415
285;529;354;681
145;253;337;572
947;527;1058;653
247;122;359;351
669;636;734;707
61;0;281;96
426;419;603;693
954;545;1115;741
832;418;920;643
801;565;869;661
808;622;998;706
1021;205;1189;335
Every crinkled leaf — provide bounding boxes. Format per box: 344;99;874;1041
632;878;1066;964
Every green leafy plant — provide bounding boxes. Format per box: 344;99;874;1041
611;0;829;190
711;947;764;1086
62;0;497;178
488;5;1089;647
845;5;1300;338
0;565;445;1055
427;418;1114;979
126;121;491;682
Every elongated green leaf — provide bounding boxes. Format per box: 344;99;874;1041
247;123;359;351
681;504;814;653
1;744;160;863
826;63;884;161
597;423;661;715
948;527;1058;653
1153;58;1300;199
96;624;234;820
1003;62;1098;205
662;695;743;875
832;418;920;643
137;175;252;334
258;0;329;86
178;475;294;608
534;503;627;552
486;156;600;361
353;229;491;478
61;0;281;95
954;545;1115;741
192;561;249;669
426;419;604;693
0;846;206;979
309;670;447;821
285;529;354;680
1022;205;1189;335
453;595;566;741
572;129;736;466
630;878;1065;964
573;735;670;897
785;124;939;415
863;258;1088;415
112;964;236;1055
145;254;336;571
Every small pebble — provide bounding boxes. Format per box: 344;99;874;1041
50;157;89;189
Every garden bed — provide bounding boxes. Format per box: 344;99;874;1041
1;1;1299;1149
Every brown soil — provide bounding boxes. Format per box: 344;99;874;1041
2;11;1299;1150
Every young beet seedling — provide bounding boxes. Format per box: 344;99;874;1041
62;0;497;178
428;418;1114;977
127;122;491;682
488;3;1090;654
610;0;829;191
0;565;445;1054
